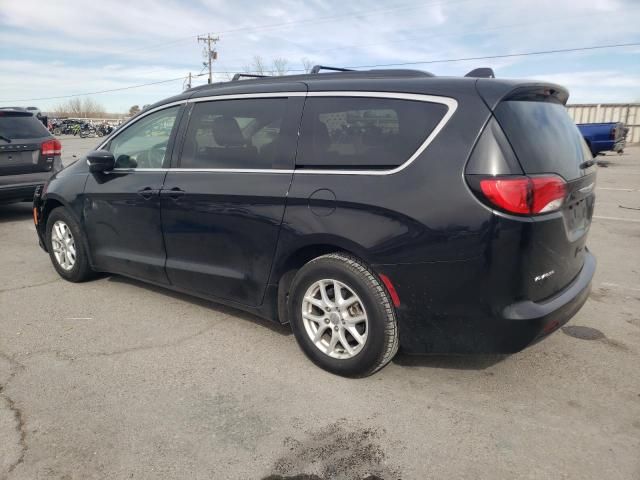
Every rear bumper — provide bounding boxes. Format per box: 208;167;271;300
500;250;595;348
375;251;596;354
0;168;58;203
0;183;42;203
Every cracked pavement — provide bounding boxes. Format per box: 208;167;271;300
0;139;639;479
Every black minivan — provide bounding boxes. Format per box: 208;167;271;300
33;67;596;376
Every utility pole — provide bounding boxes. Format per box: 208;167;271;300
197;34;219;84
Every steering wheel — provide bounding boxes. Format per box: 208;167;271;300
136;142;167;168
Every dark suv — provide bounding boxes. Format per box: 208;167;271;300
33;67;596;376
1;108;62;204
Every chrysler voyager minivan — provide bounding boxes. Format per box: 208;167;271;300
33;66;596;376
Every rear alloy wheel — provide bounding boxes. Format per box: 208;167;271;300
289;253;399;377
301;279;368;359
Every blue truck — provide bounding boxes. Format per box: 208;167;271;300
577;122;628;156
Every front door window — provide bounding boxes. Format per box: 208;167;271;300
108;107;179;169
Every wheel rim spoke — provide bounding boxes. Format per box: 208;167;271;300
326;330;339;355
345;314;366;325
313;324;329;343
318;280;334;308
341;295;359;309
338;330;354;355
346;325;365;346
304;296;325;310
333;280;344;304
302;311;324;324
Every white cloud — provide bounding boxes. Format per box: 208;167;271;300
1;0;639;110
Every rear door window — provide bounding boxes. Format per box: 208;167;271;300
296;97;448;169
494;100;592;180
180;98;293;170
0;112;49;139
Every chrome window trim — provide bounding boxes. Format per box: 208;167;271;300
189;91;306;103
102;91;458;176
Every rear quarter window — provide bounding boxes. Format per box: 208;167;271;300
0;113;50;140
494;100;591;180
296;97;448;169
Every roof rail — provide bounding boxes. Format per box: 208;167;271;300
231;73;268;81
464;68;495;78
310;65;354;74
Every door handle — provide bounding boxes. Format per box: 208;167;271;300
137;186;157;199
161;187;186;200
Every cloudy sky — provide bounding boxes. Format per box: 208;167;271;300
1;0;639;113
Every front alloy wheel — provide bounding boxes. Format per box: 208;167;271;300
51;220;76;270
46;207;95;282
302;279;368;359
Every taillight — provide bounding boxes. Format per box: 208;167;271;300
610;127;616;140
41;138;61;156
476;175;567;215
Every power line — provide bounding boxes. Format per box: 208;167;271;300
228;42;640;72
4;42;639;103
109;0;469;56
346;42;640;68
1;74;207;102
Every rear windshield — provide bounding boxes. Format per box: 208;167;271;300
494;100;591;180
0;113;49;140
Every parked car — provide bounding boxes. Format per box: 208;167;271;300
0;108;62;204
577;122;627;156
33;67;596;376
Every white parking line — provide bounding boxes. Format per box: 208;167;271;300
598;187;638;192
593;215;640;223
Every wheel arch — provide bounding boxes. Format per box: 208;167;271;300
41;197;65;228
271;239;371;325
41;195;95;268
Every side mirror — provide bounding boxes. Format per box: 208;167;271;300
87;150;115;173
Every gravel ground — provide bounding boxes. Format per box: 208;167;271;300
0;138;639;480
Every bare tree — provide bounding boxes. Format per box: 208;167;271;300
53;98;106;118
272;58;289;76
241;56;291;77
244;55;267;75
301;57;315;73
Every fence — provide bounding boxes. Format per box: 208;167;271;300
566;103;640;144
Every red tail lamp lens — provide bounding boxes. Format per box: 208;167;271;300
479;175;567;215
41;139;61;156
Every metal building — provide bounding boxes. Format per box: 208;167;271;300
566;103;640;144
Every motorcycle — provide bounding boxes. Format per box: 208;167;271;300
97;123;114;137
79;123;98;138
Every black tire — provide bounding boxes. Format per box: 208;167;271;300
288;253;399;377
46;207;95;282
